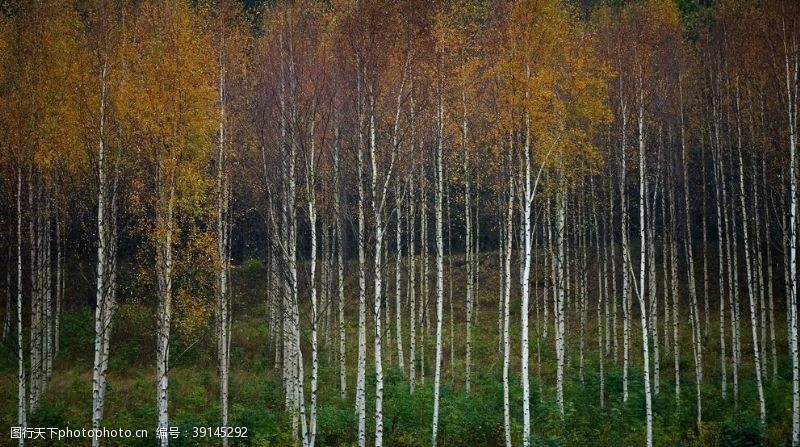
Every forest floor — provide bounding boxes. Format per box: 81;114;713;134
0;249;794;446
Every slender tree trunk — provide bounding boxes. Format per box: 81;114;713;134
55;202;62;358
44;198;53;385
702;142;711;342
155;183;175;447
334;124;347;400
782;32;799;445
752;158;768;381
713;138;728;400
500;193;508;355
660;176;671;360
680;77;703;425
215;52;232;447
431;78;444;447
17;166;26;447
548;198;557;360
735;84;766;424
763;157;777;378
535;210;543;402
368;94;386;447
648;172;660;395
324;224;333;363
464;103;473;392
620;100;631;402
521;107;534;446
287;42;310;446
502;176;514;447
396;185;405;373
28;171;41;412
474;176;481;330
421;176;428;386
266;243;276;370
304;121;320;447
668;153;681;403
579;199;588;386
446;175;454;384
564;212;571;370
355;76;367;447
4;268;10;342
636;93;653;447
592;181;605;408
610;176;619;363
409;177;417;394
556;189;567;417
722;141;741;406
384;218;392;366
91;64;118;447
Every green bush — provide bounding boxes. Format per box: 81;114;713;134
28;401;69;429
719;414;765;447
231;404;291;446
439;387;504;446
317;399;357;446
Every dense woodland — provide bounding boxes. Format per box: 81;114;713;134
1;0;799;446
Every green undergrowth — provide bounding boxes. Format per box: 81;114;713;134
0;254;792;446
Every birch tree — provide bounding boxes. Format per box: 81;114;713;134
120;4;216;443
432;42;445;446
207;4;248;442
74;2;125;443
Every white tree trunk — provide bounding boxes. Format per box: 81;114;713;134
668;160;681;403
355;81;367;447
446;177;454;383
499;191;507;355
334;124;347;400
713;141;728;400
782;32;799;445
368;92;385;447
763;158;777;379
324;225;333;363
637;95;653;447
431;80;444;447
215;51;232;447
44;201;52;386
155;184;175;447
619;100;631;402
520;107;534;445
722;143;741;405
28;172;41;412
502;177;514;447
735;86;766;424
610;177;619;363
579;202;588;386
680;78;703;424
420;176;427;387
396;185;405;373
556;190;567;417
660;178;671;361
592;181;605;407
17;166;26;447
752;161;768;381
91;65;118;447
701;145;711;342
474;176;481;330
384;220;392;366
463;91;474;393
409;176;417;393
303;119;320;446
55;204;62;358
648;177;659;395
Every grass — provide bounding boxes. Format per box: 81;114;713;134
0;249;793;446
